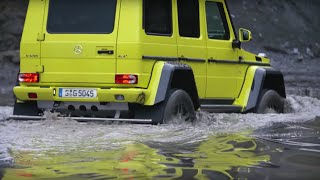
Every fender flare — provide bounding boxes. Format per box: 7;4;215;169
244;67;286;112
145;61;200;110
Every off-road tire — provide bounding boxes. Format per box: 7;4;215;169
162;89;196;124
256;89;284;114
132;89;196;125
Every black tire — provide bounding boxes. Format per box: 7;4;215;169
256;89;284;114
13;101;41;116
162;89;196;124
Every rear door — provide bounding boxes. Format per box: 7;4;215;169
40;0;119;84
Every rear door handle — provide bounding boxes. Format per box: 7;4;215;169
98;50;114;55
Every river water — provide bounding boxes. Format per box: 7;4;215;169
0;95;319;179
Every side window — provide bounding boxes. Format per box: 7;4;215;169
143;0;172;36
205;1;230;40
177;0;200;38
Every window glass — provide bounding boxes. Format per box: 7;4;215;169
47;0;117;34
144;0;172;36
206;1;230;40
177;0;200;38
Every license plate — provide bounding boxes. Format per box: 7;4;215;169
59;88;97;98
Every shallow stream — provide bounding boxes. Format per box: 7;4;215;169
0;95;319;179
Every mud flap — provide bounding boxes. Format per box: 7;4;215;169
13;101;42;116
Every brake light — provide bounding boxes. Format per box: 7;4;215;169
18;73;39;83
115;74;138;84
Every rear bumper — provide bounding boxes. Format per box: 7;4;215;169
14;86;150;104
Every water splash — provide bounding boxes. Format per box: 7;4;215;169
0;95;319;169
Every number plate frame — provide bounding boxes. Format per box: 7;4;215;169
58;88;97;98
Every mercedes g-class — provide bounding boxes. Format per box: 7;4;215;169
13;0;286;124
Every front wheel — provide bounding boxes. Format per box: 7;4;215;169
162;89;196;124
256;89;284;114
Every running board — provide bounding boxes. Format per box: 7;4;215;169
8;115;152;124
200;105;243;113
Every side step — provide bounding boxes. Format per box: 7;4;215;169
200;105;243;113
8;115;152;124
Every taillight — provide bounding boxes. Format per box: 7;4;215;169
18;73;39;83
115;74;138;84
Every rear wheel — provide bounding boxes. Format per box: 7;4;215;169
162;89;196;124
256;89;284;114
132;89;196;124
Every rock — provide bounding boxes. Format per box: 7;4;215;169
293;48;300;55
281;41;290;48
311;44;320;58
3;21;24;35
296;55;303;62
306;47;314;58
0;50;20;64
263;46;288;54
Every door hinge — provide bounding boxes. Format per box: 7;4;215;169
36;65;44;73
37;33;45;41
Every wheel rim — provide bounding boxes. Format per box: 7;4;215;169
265;103;280;114
173;103;191;121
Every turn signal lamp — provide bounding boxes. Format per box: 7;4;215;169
115;74;138;84
18;73;39;83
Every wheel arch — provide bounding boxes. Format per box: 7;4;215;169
154;62;200;110
244;67;286;112
262;69;286;98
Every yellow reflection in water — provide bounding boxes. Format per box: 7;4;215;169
172;133;270;179
3;133;269;179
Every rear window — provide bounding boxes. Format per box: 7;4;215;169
47;0;117;34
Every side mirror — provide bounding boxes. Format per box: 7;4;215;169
239;28;252;42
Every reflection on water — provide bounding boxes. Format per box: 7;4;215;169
2;134;269;179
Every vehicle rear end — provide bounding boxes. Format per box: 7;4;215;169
14;0;150;120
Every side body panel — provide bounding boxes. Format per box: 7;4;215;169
205;0;248;99
20;0;46;74
116;0;154;88
174;0;207;98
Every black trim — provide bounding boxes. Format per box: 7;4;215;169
181;57;206;63
244;67;286;112
142;56;206;63
244;68;265;112
142;56;179;61
200;99;234;105
154;62;200;110
200;105;242;113
255;56;262;62
208;59;270;66
232;40;241;49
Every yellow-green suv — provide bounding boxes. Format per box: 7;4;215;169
13;0;286;124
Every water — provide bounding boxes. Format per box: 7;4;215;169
0;95;319;179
